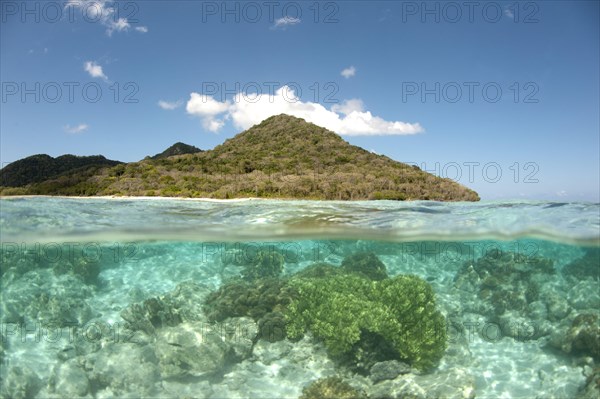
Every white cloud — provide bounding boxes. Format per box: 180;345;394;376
65;0;147;36
64;124;89;134
158;100;183;110
107;17;130;36
341;66;356;79
84;61;108;81
272;16;301;29
185;85;423;136
504;8;514;19
331;99;365;115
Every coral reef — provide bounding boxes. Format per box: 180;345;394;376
241;249;285;281
285;273;447;371
120;281;212;335
299;376;366;399
549;312;600;359
454;251;558;339
341;252;388;280
203;278;298;342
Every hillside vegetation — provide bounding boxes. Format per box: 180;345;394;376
0;154;121;188
0;114;479;201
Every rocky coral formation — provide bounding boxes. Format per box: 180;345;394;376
241;249;285;281
369;360;412;383
286;272;447;371
366;367;476;399
341;252;388;280
120;281;212;335
549;312;600;359
0;269;96;326
454;251;558;339
203;277;298;342
47;359;91;397
576;366;600;399
0;366;43;399
300;376;366;399
155;318;258;379
81;341;163;396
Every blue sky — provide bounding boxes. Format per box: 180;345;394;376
1;1;598;201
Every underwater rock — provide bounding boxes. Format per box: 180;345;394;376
52;257;102;286
564;313;599;358
0;269;96;327
83;341;162;396
155;321;229;379
546;294;572;321
370;360;411;383
341;252;388;280
548;311;600;360
454;251;559;339
120;281;212;335
0;366;42;399
0;251;45;282
222;317;259;361
241;249;285;281
155;318;258;379
210;332;337;399
299;376;367;399
367;367;476;399
576;366;600;399
568;280;600;310
47;358;90;397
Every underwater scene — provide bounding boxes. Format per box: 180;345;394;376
0;198;599;399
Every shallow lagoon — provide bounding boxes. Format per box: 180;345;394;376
0;198;598;398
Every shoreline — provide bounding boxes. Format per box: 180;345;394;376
0;195;264;202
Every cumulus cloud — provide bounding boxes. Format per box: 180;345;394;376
331;99;365;115
64;0;147;36
84;61;108;81
158;100;183;110
341;66;356;79
64;124;89;134
504;8;514;19
185;86;423;136
272;16;301;29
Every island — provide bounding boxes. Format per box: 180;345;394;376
0;114;479;201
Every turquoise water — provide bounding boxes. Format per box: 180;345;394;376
0;198;598;398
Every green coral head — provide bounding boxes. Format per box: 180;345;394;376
285;272;447;371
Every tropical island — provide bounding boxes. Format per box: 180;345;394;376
0;114;479;201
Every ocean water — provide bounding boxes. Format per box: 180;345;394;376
0;197;598;399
